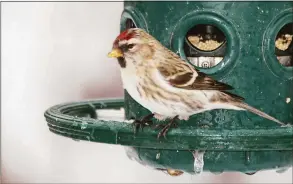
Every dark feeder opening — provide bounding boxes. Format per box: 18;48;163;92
184;24;227;68
125;18;136;29
275;22;293;67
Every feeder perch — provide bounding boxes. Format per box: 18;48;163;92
45;1;293;175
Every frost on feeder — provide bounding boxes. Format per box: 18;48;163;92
45;1;293;177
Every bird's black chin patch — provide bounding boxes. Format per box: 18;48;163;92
117;57;126;68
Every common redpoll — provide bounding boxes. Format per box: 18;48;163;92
107;28;286;138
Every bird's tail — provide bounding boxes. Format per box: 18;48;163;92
234;102;286;126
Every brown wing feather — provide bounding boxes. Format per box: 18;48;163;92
220;91;245;101
157;61;195;86
186;71;234;90
168;72;193;86
158;64;234;91
157;62;244;101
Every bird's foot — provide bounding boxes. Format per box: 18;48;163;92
153;115;179;139
132;113;154;134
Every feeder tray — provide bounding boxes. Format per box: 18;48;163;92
45;1;293;176
44;98;293;175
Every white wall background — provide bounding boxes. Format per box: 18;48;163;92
1;2;292;183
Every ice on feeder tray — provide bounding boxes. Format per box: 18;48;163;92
95;108;134;123
81;121;88;129
192;150;205;175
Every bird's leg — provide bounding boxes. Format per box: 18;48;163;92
132;113;154;133
155;115;179;139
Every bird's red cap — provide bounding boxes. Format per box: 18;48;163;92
113;29;135;47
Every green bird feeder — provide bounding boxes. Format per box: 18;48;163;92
45;1;293;176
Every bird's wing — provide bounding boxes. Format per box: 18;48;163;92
182;70;235;91
157;61;232;90
157;62;245;101
158;62;233;90
157;61;195;87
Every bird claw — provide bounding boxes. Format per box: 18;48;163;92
132;113;154;134
155;115;179;140
133;120;153;132
152;122;178;130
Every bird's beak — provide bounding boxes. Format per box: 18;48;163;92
107;48;123;58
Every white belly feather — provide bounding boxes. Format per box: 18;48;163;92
120;62;177;116
120;71;171;116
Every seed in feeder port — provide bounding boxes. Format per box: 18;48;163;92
286;98;291;104
188;35;223;51
275;34;292;51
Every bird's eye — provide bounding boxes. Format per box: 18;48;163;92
120;44;135;52
128;44;134;49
